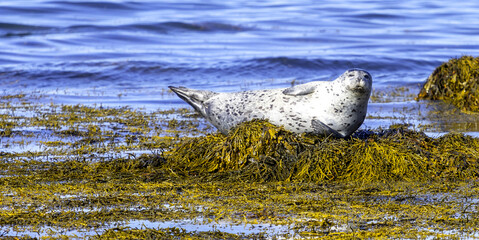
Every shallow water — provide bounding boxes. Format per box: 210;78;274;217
1;1;479;129
9;218;295;239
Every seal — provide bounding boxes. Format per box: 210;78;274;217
169;69;372;138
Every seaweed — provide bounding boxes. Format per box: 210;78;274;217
1;93;479;239
167;121;479;183
418;55;479;112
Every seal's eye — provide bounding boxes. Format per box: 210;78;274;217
364;75;371;80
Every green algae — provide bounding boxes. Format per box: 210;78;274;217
418;55;479;113
1;93;479;239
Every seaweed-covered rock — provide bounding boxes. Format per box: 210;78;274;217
166;120;479;183
417;56;479;112
166;119;306;181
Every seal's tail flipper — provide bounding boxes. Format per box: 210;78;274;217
168;86;218;117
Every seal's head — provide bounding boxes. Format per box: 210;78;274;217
337;69;373;96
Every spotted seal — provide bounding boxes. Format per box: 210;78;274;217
169;69;372;138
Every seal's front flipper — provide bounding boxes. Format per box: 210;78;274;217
311;119;345;138
282;83;316;96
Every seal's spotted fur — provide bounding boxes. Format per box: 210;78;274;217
169;69;372;138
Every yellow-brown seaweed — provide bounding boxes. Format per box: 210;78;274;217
418;55;479;112
1;93;479;239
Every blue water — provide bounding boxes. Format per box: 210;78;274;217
1;0;479;112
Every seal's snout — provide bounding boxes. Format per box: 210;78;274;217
340;69;372;94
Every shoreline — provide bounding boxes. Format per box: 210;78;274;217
1;92;479;239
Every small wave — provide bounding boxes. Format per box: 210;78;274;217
245;57;441;72
128;21;252;34
352;13;404;20
0;62;117;89
243;57;363;74
0;21;251;40
248;57;321;69
0;22;53;38
47;0;141;11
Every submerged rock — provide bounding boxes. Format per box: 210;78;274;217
417;56;479;112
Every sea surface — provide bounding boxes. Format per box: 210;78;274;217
1;0;479;132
